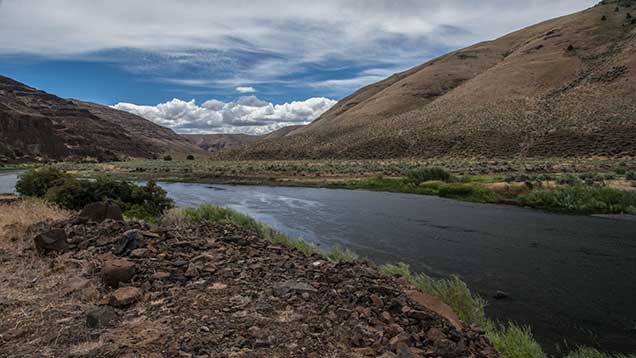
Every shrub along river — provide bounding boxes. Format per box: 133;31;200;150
1;170;635;352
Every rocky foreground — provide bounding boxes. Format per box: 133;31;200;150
0;202;498;357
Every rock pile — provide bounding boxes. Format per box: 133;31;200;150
1;205;499;357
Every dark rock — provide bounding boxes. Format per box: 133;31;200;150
33;228;68;254
86;306;118;328
102;258;136;288
493;290;509;300
273;280;318;297
114;229;143;255
79;201;123;222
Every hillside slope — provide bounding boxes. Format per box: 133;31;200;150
227;0;636;159
0;75;203;162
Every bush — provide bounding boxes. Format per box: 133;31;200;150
186;155;195;160
16;167;70;197
626;172;636;181
17;169;174;219
521;186;636;214
406;167;451;184
163;155;173;161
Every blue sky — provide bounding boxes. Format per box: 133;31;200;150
0;0;596;134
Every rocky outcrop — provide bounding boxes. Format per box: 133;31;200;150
0;75;204;162
1;217;499;357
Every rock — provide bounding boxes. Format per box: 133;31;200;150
395;342;421;358
109;287;142;307
150;271;171;281
370;294;383;306
114;230;143;254
130;248;149;258
86;306;118;328
102;259;136;288
493;290;509;300
33;228;68;254
79;201;123;222
405;290;463;331
273;280;318;296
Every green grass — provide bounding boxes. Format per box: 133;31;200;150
521;186;636;214
486;323;545;358
381;263;545;358
161;204;356;261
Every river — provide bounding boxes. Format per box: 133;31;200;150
2;170;635;352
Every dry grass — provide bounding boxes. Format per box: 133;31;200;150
0;200;97;357
0;198;71;248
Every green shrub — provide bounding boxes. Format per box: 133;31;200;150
16;167;70;197
626;172;636;180
406;167;451;184
186;155;195;160
163;155;173;161
17;169;173;220
521;186;636;214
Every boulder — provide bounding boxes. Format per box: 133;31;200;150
79;201;123;222
109;287;142;307
33;228;69;254
102;258;136;288
273;280;318;297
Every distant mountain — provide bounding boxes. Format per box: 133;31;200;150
0;75;203;162
226;0;636;159
184;133;261;153
185;125;306;153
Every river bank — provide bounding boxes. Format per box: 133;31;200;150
50;158;636;216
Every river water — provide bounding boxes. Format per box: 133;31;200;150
2;170;635;352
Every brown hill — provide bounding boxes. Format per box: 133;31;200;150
0;75;203;162
226;0;636;159
184;133;260;153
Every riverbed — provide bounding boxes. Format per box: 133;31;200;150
2;170;635;352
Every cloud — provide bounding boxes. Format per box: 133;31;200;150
0;0;597;96
236;86;256;93
112;96;336;135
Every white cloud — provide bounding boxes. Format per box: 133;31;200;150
112;96;336;135
0;0;597;94
236;86;256;93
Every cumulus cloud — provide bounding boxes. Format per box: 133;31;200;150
236;86;256;93
112;96;336;135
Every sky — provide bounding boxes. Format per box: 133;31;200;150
0;0;596;134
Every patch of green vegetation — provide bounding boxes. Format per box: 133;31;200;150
406;167;452;184
161;204;358;262
381;263;487;325
521;186;636;214
486;323;545;358
16;168;174;220
565;347;636;358
381;263;545;358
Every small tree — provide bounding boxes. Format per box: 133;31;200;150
186;155;195;160
163;155;173;161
